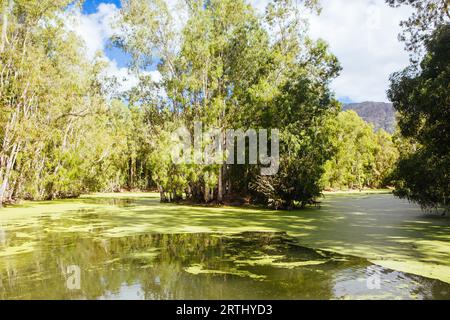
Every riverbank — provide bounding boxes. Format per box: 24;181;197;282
322;189;393;195
0;192;449;284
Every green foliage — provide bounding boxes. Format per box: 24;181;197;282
1;0;102;202
388;24;450;211
321;111;399;190
0;0;407;211
250;65;340;209
0;1;154;204
115;0;341;208
386;0;449;63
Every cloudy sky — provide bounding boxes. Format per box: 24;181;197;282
73;0;412;103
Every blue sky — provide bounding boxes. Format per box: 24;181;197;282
82;0;131;68
77;0;412;103
83;0;121;14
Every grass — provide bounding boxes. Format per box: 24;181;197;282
0;191;449;283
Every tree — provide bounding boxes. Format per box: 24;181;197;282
0;0;151;205
386;0;449;63
116;0;341;209
372;129;399;187
0;0;108;203
320;111;398;190
388;25;450;212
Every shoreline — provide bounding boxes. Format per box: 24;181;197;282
322;189;393;195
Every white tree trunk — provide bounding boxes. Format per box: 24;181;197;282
0;0;13;53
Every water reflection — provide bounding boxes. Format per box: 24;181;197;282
0;231;448;300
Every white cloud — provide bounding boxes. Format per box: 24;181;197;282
307;0;412;102
68;0;412;102
249;0;411;102
102;58;138;93
68;3;118;59
66;3;161;94
101;60;162;95
250;0;269;15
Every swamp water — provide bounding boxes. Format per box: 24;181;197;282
0;195;449;299
0;230;449;299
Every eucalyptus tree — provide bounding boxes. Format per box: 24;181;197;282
0;0;115;203
116;0;341;208
320;111;399;190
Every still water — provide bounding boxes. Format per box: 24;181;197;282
0;226;449;299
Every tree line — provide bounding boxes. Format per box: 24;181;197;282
0;0;448;212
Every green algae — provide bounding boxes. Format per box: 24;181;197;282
0;230;449;299
372;260;450;284
127;249;161;260
184;263;266;280
0;241;35;257
235;255;327;269
0;192;449;285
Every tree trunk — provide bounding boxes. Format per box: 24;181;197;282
0;143;19;206
204;183;210;203
1;0;10;53
158;185;167;202
217;165;223;203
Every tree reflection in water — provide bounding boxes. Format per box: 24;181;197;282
0;231;449;299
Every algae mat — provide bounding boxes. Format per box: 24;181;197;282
0;192;449;299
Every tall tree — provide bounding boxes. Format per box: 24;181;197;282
0;0;136;204
386;0;449;63
321;111;399;190
388;24;450;212
116;0;341;208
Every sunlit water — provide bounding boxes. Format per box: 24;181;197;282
0;196;449;300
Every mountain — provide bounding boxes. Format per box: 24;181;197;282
343;101;396;134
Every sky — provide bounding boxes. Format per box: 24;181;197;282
74;0;412;103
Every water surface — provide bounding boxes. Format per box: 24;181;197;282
0;194;449;299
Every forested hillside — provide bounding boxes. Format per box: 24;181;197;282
343;102;396;133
